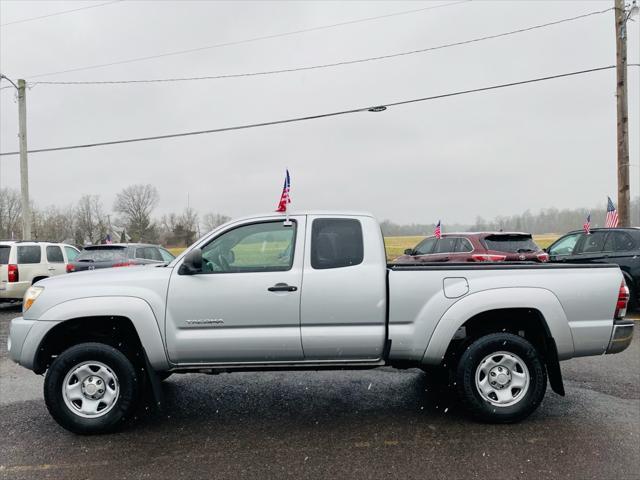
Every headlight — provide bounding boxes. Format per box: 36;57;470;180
23;286;44;312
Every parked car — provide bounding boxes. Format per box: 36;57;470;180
66;243;175;273
0;241;80;303
394;232;549;263
547;227;640;309
7;211;631;434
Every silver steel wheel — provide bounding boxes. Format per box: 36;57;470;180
475;351;530;407
62;361;120;418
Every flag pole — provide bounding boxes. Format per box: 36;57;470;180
284;168;292;226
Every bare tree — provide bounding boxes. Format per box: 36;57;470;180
0;188;22;239
202;213;230;233
33;205;76;242
113;184;159;242
76;195;107;244
159;207;200;246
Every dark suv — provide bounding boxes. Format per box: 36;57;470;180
547;228;640;308
393;232;548;263
66;243;175;273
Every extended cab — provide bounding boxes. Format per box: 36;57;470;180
7;212;633;434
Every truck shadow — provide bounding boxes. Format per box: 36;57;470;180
137;367;463;431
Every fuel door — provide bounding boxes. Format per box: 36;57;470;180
443;277;469;299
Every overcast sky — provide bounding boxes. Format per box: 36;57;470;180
0;0;638;224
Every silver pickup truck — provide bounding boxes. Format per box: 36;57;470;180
7;211;634;434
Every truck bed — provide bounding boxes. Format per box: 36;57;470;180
386;261;622;364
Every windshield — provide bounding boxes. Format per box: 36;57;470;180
482;235;539;253
0;246;9;264
76;248;127;262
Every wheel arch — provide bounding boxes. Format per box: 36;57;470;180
29;296;169;373
422;288;573;395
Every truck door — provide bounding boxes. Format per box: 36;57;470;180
300;216;387;361
166;217;305;364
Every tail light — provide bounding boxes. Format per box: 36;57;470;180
8;264;18;282
66;264;75;273
113;262;132;267
536;252;550;262
615;280;630;319
471;254;507;262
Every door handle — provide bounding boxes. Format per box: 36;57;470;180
268;283;298;292
47;267;56;271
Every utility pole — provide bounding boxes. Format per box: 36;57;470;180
18;79;32;240
614;0;637;226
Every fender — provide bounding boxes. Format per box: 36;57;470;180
30;296;170;370
421;287;575;365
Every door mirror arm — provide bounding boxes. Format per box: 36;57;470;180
178;248;203;275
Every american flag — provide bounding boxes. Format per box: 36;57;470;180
605;196;619;228
276;169;291;212
434;220;442;239
583;213;591;234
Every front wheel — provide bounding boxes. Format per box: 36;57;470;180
455;333;547;423
44;342;141;434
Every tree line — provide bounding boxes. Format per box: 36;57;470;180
2;186;638;244
0;184;229;246
379;198;639;236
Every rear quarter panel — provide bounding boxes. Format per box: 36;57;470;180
388;265;622;363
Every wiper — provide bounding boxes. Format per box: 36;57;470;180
516;248;535;253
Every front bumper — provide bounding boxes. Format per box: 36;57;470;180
7;316;60;370
7;316;36;364
606;319;634;354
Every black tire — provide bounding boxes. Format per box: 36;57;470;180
44;342;141;434
627;282;638;312
455;333;547;423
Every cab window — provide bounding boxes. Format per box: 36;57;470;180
311;218;363;269
201;221;296;273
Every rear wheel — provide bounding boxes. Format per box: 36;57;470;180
456;333;547;423
44;342;140;434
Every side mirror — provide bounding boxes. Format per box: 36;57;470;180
404;248;414;255
179;248;203;275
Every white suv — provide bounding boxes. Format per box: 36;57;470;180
0;241;80;303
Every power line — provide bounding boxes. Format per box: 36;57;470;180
27;7;614;87
0;65;620;157
0;1;122;27
24;1;470;80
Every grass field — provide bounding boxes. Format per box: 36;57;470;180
168;234;559;261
